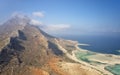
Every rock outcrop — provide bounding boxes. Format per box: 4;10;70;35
0;15;102;75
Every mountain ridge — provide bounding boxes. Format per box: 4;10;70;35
0;15;102;75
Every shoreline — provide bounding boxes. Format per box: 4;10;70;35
55;38;120;75
76;42;120;75
55;39;104;75
77;43;120;56
78;43;90;46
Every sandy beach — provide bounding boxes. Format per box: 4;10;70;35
55;39;120;75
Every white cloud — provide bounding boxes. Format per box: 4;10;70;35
30;19;43;26
32;11;44;18
43;24;70;31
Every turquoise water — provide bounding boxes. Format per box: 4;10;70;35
105;64;120;75
75;51;94;63
62;35;120;75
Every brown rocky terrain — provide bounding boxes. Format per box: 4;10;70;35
0;15;102;75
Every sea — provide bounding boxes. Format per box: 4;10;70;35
60;35;120;55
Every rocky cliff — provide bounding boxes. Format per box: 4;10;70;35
0;15;102;75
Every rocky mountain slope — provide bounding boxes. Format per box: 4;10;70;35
0;15;102;75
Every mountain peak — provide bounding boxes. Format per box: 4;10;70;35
0;14;31;42
4;13;30;26
0;15;103;75
12;13;30;21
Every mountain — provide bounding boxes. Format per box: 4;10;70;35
0;15;102;75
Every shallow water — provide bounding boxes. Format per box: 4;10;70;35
105;64;120;75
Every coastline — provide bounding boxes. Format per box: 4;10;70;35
76;42;120;75
55;39;103;75
78;43;90;46
55;38;120;75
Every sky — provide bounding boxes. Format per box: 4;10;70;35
0;0;120;36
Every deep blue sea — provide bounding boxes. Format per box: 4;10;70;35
60;35;120;55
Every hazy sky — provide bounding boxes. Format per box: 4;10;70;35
0;0;120;36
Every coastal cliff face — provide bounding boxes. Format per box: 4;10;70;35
0;15;102;75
